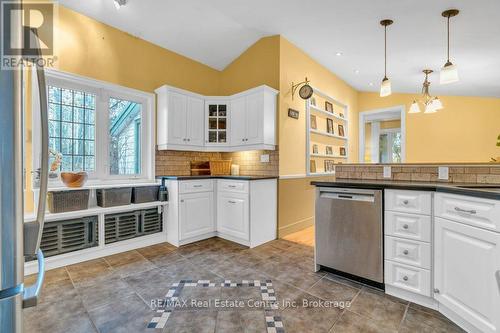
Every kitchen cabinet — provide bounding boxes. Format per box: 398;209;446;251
205;100;230;146
156;85;277;152
434;217;500;333
156;86;204;150
217;191;249;241
179;191;215;241
385;189;500;333
165;178;277;247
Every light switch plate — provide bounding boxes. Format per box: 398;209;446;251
260;154;270;163
383;166;392;178
438;166;449;180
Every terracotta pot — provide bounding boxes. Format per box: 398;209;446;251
60;172;88;188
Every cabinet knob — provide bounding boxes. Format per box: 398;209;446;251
403;276;409;281
403;200;409;205
434;288;440;294
187;138;190;142
180;199;184;203
403;250;409;255
403;224;409;230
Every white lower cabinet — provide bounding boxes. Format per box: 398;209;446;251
434;217;500;333
179;191;215;241
217;192;249;241
385;190;500;333
166;178;277;247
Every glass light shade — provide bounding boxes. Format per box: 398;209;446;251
431;97;443;110
440;62;459;84
424;102;437;114
409;101;421;114
380;77;392;97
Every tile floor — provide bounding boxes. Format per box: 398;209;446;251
24;237;464;333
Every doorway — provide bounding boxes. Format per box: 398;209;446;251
359;106;406;163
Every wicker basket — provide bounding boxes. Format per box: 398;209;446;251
210;160;232;175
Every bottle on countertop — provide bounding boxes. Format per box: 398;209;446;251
159;177;168;202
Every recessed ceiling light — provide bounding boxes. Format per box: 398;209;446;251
354;70;360;74
114;0;127;9
369;82;374;86
335;52;343;56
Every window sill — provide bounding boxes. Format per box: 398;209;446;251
33;179;160;192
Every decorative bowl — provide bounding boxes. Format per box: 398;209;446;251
60;172;88;188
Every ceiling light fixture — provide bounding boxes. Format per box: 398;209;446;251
380;19;393;97
335;52;343;56
440;9;460;84
114;0;127;10
409;69;444;114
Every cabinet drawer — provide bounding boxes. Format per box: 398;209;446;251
179;180;214;194
217;179;249;193
385;260;431;296
385;211;431;242
385;190;432;215
435;192;500;232
385;236;431;269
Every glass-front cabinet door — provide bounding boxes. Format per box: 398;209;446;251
205;100;229;145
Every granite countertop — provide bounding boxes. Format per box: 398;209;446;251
311;179;500;200
158;175;278;181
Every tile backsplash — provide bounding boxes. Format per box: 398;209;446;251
335;164;500;184
155;149;279;177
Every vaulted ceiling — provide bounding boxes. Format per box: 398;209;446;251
59;0;500;97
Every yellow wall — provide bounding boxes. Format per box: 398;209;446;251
219;36;280;95
277;37;359;236
359;92;500;163
54;6;220;95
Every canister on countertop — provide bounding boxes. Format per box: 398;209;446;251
231;164;240;176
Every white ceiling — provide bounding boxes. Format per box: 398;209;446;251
59;0;500;97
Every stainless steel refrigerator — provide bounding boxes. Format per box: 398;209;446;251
1;1;48;330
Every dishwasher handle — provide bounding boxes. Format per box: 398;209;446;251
319;191;375;203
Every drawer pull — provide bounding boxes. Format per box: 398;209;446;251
402;224;409;230
193;185;203;188
454;207;477;215
228;185;237;188
403;200;409;205
403;276;409;281
496;270;500;292
403;250;409;255
228;200;237;204
434;288;440;294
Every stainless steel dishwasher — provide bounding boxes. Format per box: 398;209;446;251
315;187;383;287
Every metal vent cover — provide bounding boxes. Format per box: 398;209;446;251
40;216;98;257
105;208;162;244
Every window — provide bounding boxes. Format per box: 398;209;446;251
33;70;154;186
108;97;142;175
48;86;96;172
379;130;402;163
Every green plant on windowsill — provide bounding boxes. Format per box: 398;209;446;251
491;134;500;163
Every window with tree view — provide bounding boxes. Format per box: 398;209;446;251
48;86;95;172
109;97;142;175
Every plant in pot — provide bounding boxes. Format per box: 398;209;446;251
492;134;500;163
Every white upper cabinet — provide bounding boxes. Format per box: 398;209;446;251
205;100;230;146
156;85;277;152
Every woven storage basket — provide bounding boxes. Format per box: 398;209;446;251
210;160;232;175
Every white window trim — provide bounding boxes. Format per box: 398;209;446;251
32;68;155;189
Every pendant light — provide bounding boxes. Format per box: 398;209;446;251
380;19;393;97
409;70;443;114
440;9;460;84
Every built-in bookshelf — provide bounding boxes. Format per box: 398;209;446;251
306;86;349;176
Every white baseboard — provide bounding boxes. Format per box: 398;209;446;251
25;232;167;276
439;303;482;333
278;217;313;237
